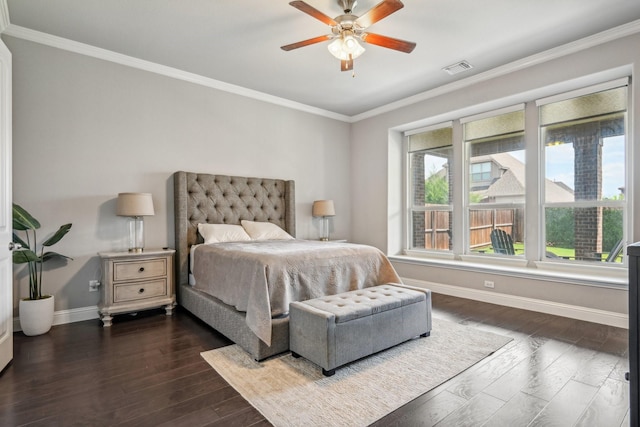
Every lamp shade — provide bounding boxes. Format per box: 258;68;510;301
117;193;155;217
312;200;335;217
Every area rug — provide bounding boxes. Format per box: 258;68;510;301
200;317;512;427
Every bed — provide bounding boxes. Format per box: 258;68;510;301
173;171;401;360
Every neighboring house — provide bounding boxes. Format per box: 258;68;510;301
470;153;574;203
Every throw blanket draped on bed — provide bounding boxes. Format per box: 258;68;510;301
192;240;402;346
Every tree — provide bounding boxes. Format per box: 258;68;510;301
424;170;448;204
545;208;574;248
603;195;624;252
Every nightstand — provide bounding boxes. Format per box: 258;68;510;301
98;249;175;327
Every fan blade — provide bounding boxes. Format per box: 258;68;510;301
355;0;404;28
361;32;416;53
289;1;337;26
281;35;332;51
341;57;353;72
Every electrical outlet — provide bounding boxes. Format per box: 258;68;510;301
484;280;495;289
89;280;100;292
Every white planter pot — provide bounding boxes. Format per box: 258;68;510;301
19;295;55;336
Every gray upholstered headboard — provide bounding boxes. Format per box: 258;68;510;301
173;171;296;286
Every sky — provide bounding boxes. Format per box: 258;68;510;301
545;135;625;199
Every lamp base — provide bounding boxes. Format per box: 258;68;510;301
127;216;146;253
320;216;331;241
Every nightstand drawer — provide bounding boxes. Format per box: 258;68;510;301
114;279;167;302
113;258;167;281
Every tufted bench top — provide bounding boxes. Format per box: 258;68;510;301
299;284;426;324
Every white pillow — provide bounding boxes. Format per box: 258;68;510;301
241;220;294;240
197;223;251;244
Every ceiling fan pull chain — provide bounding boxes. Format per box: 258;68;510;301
351;54;356;78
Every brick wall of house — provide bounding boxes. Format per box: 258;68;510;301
411;152;425;248
573;124;603;260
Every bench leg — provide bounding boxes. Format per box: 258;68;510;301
291;351;334;376
322;368;336;377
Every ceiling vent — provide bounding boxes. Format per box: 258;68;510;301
442;60;473;75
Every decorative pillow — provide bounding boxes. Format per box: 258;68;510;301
198;223;251;244
241;220;294;240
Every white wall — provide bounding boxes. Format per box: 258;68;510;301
350;32;640;318
6;36;351;312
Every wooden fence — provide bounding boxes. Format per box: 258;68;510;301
424;208;523;250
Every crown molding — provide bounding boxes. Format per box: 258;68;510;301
2;24;352;123
352;19;640;122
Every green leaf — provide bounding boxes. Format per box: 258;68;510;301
41;251;73;262
13;249;40;264
42;224;72;247
12;203;40;231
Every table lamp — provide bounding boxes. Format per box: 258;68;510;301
117;192;155;252
312;200;335;241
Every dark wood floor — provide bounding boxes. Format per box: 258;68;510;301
0;294;630;426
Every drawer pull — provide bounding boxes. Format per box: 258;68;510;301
139;267;145;272
138;288;145;294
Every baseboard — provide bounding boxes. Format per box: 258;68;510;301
13;305;100;332
402;277;629;329
12;282;629;331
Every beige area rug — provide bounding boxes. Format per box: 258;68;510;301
201;317;512;427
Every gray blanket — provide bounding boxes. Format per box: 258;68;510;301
192;239;402;345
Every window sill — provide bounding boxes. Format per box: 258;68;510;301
390;252;628;289
459;253;529;269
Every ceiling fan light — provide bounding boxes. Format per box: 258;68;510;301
343;35;358;51
328;38;344;59
348;38;365;59
327;36;365;61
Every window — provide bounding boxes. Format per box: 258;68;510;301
539;85;627;263
404;79;629;269
470;162;492;182
463;108;525;256
407;124;453;251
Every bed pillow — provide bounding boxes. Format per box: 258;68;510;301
198;223;252;244
241;220;294;240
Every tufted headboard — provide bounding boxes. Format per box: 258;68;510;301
173;171;296;287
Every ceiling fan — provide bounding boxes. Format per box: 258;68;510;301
281;0;416;72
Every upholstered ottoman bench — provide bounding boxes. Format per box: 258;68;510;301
289;283;432;376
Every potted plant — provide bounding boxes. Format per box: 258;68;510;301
12;203;72;336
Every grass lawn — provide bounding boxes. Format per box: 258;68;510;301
472;243;622;262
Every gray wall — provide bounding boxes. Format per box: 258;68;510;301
7;36;351;312
350;32;640;316
7;29;639;319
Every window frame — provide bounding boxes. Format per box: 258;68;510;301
538;83;628;265
406;122;454;254
462;106;526;258
403;78;631;274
